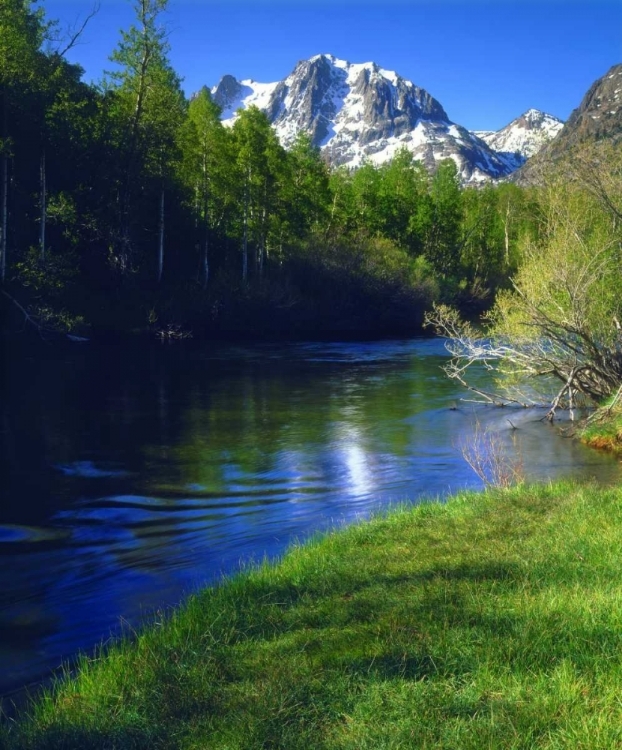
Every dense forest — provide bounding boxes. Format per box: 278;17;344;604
0;0;545;340
18;0;622;348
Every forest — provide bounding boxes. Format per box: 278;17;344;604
0;0;543;340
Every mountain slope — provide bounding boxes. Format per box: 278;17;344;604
516;63;622;184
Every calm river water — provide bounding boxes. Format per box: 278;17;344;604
1;338;620;699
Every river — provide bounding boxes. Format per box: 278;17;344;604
1;338;620;700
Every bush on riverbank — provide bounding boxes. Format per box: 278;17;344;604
3;481;622;749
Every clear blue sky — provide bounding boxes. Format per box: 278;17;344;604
44;0;621;131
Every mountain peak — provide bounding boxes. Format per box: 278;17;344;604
209;54;562;184
474;109;564;169
309;53;348;67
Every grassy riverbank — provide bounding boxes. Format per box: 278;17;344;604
4;481;622;749
581;399;622;454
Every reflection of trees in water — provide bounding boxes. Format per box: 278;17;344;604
150;349;455;498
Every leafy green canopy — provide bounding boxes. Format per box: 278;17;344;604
429;142;622;411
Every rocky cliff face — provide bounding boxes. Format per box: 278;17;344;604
211;54;563;184
556;63;622;144
515;64;622;184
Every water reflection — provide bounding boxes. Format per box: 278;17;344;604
0;338;620;700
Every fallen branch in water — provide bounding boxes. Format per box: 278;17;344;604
155;324;193;341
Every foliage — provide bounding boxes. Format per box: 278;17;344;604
13;246;77;295
427;143;622;414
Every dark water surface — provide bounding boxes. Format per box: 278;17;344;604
1;338;620;699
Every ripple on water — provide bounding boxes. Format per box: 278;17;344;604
0;525;68;544
54;461;129;478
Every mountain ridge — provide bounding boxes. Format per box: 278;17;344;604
211;54;564;184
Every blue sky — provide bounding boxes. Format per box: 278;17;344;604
45;0;621;131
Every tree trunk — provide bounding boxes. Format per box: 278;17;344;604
0;149;7;285
242;168;249;282
258;180;267;278
0;87;8;285
202;197;209;289
157;187;164;283
202;228;209;288
503;201;511;268
40;149;46;261
202;155;209;288
119;5;152;271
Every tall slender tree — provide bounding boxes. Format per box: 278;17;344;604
232;106;286;281
182;87;232;287
106;0;185;279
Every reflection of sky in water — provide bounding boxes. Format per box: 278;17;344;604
1;338;622;702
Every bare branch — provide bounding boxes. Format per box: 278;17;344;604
55;3;100;58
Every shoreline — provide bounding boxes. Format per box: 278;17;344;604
4;480;622;749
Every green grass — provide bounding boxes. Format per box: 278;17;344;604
4;481;622;749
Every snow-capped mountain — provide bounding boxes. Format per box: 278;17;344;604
472;109;564;171
211;55;561;184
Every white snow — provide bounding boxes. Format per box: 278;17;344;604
219;79;280;125
379;67;399;86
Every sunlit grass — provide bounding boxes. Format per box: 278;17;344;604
3;481;622;748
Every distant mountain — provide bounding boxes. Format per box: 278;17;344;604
516;63;622;184
472;109;564;171
211;54;560;184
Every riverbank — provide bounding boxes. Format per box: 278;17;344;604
580;397;622;455
3;480;622;749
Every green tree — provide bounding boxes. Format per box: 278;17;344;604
459;185;505;289
0;0;46;282
232;106;286;280
377;148;428;252
280;132;330;242
106;0;186;280
417;159;462;277
182;86;233;287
